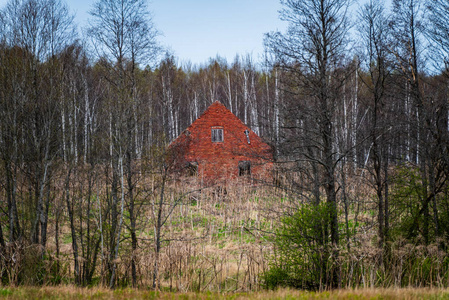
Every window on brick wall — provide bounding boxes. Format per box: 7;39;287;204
186;161;198;176
239;161;251;176
211;127;223;142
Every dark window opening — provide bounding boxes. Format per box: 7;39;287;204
211;127;223;142
239;161;251;176
186;161;198;176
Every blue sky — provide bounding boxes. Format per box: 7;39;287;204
151;0;286;66
0;0;393;66
0;0;286;66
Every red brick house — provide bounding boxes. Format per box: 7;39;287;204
168;101;273;183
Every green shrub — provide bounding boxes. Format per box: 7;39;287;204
262;202;339;290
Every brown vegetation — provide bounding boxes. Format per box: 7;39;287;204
1;286;449;299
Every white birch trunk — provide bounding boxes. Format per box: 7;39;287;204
134;102;140;159
342;81;348;163
148;96;153;148
73;93;78;164
83;77;89;163
243;70;248;125
227;72;232;113
352;67;358;169
162;78;175;141
274;69;280;154
61;106;67;162
109;113;113;164
406;81;411;161
193;92;198;121
250;74;259;135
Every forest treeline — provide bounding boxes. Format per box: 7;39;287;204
1;0;449;290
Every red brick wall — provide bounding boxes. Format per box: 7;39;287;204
169;101;273;183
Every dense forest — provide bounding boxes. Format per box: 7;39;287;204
1;0;449;291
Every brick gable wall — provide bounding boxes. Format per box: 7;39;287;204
169;101;273;183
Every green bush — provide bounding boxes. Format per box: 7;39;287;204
262;202;339;290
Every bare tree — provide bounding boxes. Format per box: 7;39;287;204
427;0;449;77
88;0;159;287
390;0;434;244
357;0;393;251
265;0;352;288
1;0;75;251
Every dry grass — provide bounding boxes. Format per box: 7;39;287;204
35;179;285;291
1;286;449;299
2;168;448;290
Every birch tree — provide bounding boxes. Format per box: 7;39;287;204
1;0;74;252
88;0;159;287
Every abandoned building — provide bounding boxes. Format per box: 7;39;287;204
168;101;273;183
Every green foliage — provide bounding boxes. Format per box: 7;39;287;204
389;165;448;245
0;288;12;296
62;234;72;244
386;241;449;287
14;245;46;285
262;202;340;290
439;193;449;239
261;267;291;290
389;166;425;240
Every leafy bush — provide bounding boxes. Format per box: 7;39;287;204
262;202;339;290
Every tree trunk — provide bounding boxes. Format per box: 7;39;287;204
0;221;5;250
109;156;125;288
40;184;52;255
153;167;167;290
65;168;80;285
384;152;390;244
5;161;20;241
127;149;138;287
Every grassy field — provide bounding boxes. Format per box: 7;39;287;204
1;287;449;299
2;175;448;290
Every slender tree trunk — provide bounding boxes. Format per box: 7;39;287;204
40;184;52;254
372;95;385;248
82;168;94;285
429;166;440;236
109;155;125;288
341;166;351;251
324;118;339;288
62;106;67;162
65;168;80;284
352;66;358;169
0;221;5;250
243;70;248;125
55;199;61;280
31;159;50;246
126;149;138;287
274;68;280;157
108;157;119;282
227;72;232;113
153;167;167;290
5;161;20;241
250;74;259;135
83;77;89;163
384;151;390;244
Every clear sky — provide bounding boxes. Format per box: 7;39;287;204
0;0;286;66
151;0;286;66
